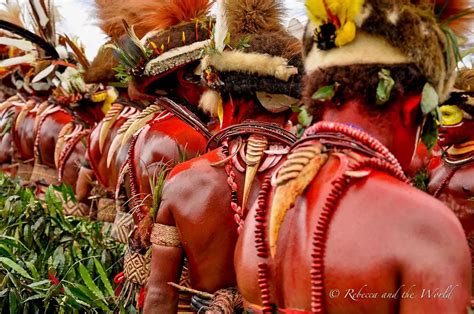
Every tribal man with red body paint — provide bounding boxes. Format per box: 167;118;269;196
144;0;303;312
428;68;474;292
234;0;471;312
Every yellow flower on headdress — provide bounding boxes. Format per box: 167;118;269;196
306;0;364;47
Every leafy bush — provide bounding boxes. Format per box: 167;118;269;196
0;173;126;313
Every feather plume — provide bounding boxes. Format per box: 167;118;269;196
437;0;474;46
61;35;90;69
94;0;212;40
0;2;24;27
226;0;285;34
214;0;228;52
94;0;133;40
27;0;57;45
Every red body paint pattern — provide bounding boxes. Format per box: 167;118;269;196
253;122;409;313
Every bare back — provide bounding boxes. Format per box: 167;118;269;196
235;154;471;313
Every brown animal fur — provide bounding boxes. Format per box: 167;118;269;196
84;44;117;84
360;0;453;100
225;0;285;34
303;64;426;121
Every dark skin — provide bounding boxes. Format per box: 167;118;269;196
144;97;289;313
235;96;471;312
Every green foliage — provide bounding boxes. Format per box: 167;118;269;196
376;69;395;105
291;105;313;138
412;167;430;192
421;108;441;151
312;84;335;101
420;83;439;115
0;173;125;313
148;163;172;222
235;35;251;50
0;110;14;137
114;64;133;84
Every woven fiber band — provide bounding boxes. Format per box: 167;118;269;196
30;163;58;185
151;223;181;248
123;251;151;285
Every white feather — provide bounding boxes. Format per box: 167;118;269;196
32;64;55;83
32;0;49;28
0;54;36;67
214;0;228;53
0;37;34;51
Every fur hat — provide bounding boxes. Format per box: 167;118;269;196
302;0;468;108
199;0;303;116
109;0;214;93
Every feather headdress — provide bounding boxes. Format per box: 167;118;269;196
107;0;214;94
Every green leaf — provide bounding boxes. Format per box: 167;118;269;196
421;110;440;151
23;224;32;248
78;263;105;301
420;83;439;115
297;107;313;127
0;244;14;259
0;257;32;280
27;279;50;288
62;285;88;309
412;167;429;192
23;294;47;302
312;84;335;101
8;290;17;314
25;262;40;279
53;246;66;273
93;259;115;298
376;69;395;105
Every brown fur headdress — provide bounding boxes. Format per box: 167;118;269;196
199;0;303;116
302;0;471;106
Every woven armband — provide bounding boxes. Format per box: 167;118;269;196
151;223;181;247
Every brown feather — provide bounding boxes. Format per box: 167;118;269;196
62;35;90;69
225;0;285;34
